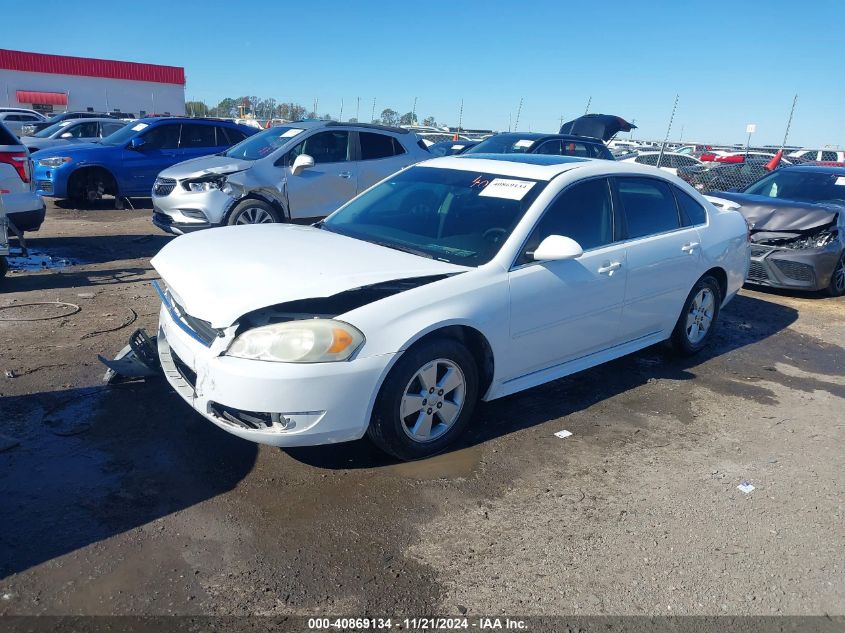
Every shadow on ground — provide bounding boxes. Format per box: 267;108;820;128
283;292;803;470
0;380;257;578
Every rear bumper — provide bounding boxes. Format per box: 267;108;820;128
7;205;46;232
747;243;841;291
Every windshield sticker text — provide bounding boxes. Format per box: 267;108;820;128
514;139;534;148
281;129;304;138
478;178;536;201
131;123;149;131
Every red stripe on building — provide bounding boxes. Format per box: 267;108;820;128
0;49;185;86
16;90;68;105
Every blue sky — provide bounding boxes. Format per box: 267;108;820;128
3;0;843;147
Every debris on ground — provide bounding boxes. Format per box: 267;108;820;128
98;328;160;384
738;481;756;494
554;430;573;439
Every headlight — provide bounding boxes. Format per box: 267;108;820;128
184;178;223;193
227;319;364;363
38;156;72;167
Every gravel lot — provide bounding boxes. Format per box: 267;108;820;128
0;200;843;618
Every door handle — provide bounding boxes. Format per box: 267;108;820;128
598;261;622;275
338;171;353;179
681;242;700;253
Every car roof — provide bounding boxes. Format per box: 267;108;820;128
420;154;674;181
136;116;246;127
781;164;845;175
483;132;605;144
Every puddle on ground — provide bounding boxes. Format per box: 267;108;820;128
7;249;79;271
387;443;484;480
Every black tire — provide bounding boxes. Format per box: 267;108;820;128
826;251;845;297
226;199;283;226
669;275;722;355
367;337;479;461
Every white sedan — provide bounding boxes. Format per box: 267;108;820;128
620;151;703;175
152;155;749;460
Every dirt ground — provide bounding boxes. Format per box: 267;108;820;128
0;200;843;618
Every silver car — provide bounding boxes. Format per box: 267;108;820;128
151;121;431;234
0;109;47;137
19;118;129;154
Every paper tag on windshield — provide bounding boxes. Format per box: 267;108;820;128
59;121;74;127
452;144;465;150
281;128;303;138
478;178;536;200
131;123;148;131
514;139;534;148
836;176;845;186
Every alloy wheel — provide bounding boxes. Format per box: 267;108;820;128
833;254;845;295
400;358;466;443
685;287;715;344
235;206;275;224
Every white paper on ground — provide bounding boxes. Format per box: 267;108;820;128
478;178;536;200
554;430;573;439
737;482;755;494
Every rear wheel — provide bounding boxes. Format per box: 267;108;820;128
367;338;479;461
226;199;283;225
670;275;722;355
826;251;845;297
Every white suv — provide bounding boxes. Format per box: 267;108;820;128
0;121;45;234
788;148;845;163
0;108;47;137
151;121;431;234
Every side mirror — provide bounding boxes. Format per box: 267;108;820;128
59;132;73;139
532;235;583;262
128;137;146;150
291;153;314;176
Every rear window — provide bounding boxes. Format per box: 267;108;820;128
359;132;405;160
0;122;21;146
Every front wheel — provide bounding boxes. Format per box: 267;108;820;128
669;275;722;355
826;251;845;297
226;199;283;225
367;338;479;461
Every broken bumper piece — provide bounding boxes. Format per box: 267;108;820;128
747;242;842;291
98;329;160;383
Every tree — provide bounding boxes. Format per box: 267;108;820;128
399;111;417;126
422;115;436;127
185;101;209;117
348;117;358;123
212;98;237;118
380;108;399;126
289;104;307;121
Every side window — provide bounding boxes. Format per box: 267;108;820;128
289;131;349;164
674;187;708;226
100;121;125;137
617;177;681;239
676;155;699;167
359;132;404;160
70;121;99;138
821;151;838;162
534;140;562;155
141;124;180;149
228;128;248;143
179;124;217;148
215;126;231;145
636;154;659;166
560;141;591;157
520;178;614;264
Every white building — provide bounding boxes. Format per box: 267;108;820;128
0;48;185;116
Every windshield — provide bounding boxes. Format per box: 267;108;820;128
464;135;538;155
322;166;547;266
743;170;845;205
224;126;304;160
33;120;74;138
101;121;149;146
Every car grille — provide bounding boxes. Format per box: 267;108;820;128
772;259;814;282
748;261;769;281
37;180;53;194
153;177;176;196
208;402;278;430
750;245;773;258
170;349;197;389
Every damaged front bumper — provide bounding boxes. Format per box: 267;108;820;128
156;303;395;447
747;241;842;291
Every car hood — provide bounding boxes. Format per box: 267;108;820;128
19;136;66;149
710;191;841;233
29;142;108;159
151;224;467;328
159;154;253;180
559;114;637;141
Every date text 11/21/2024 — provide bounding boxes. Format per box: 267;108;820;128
307;617;528;630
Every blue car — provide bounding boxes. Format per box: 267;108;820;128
32;117;256;202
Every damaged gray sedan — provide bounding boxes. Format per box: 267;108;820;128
710;166;845;296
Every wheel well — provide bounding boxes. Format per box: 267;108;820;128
68;166;117;197
225;194;288;222
407;325;495;397
702;266;728;300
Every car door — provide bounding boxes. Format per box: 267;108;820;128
614;176;703;342
355;131;412;193
178;123;219;161
506;177;627;379
284;130;357;220
120;123;181;195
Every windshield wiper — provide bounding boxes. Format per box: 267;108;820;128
369;240;434;259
